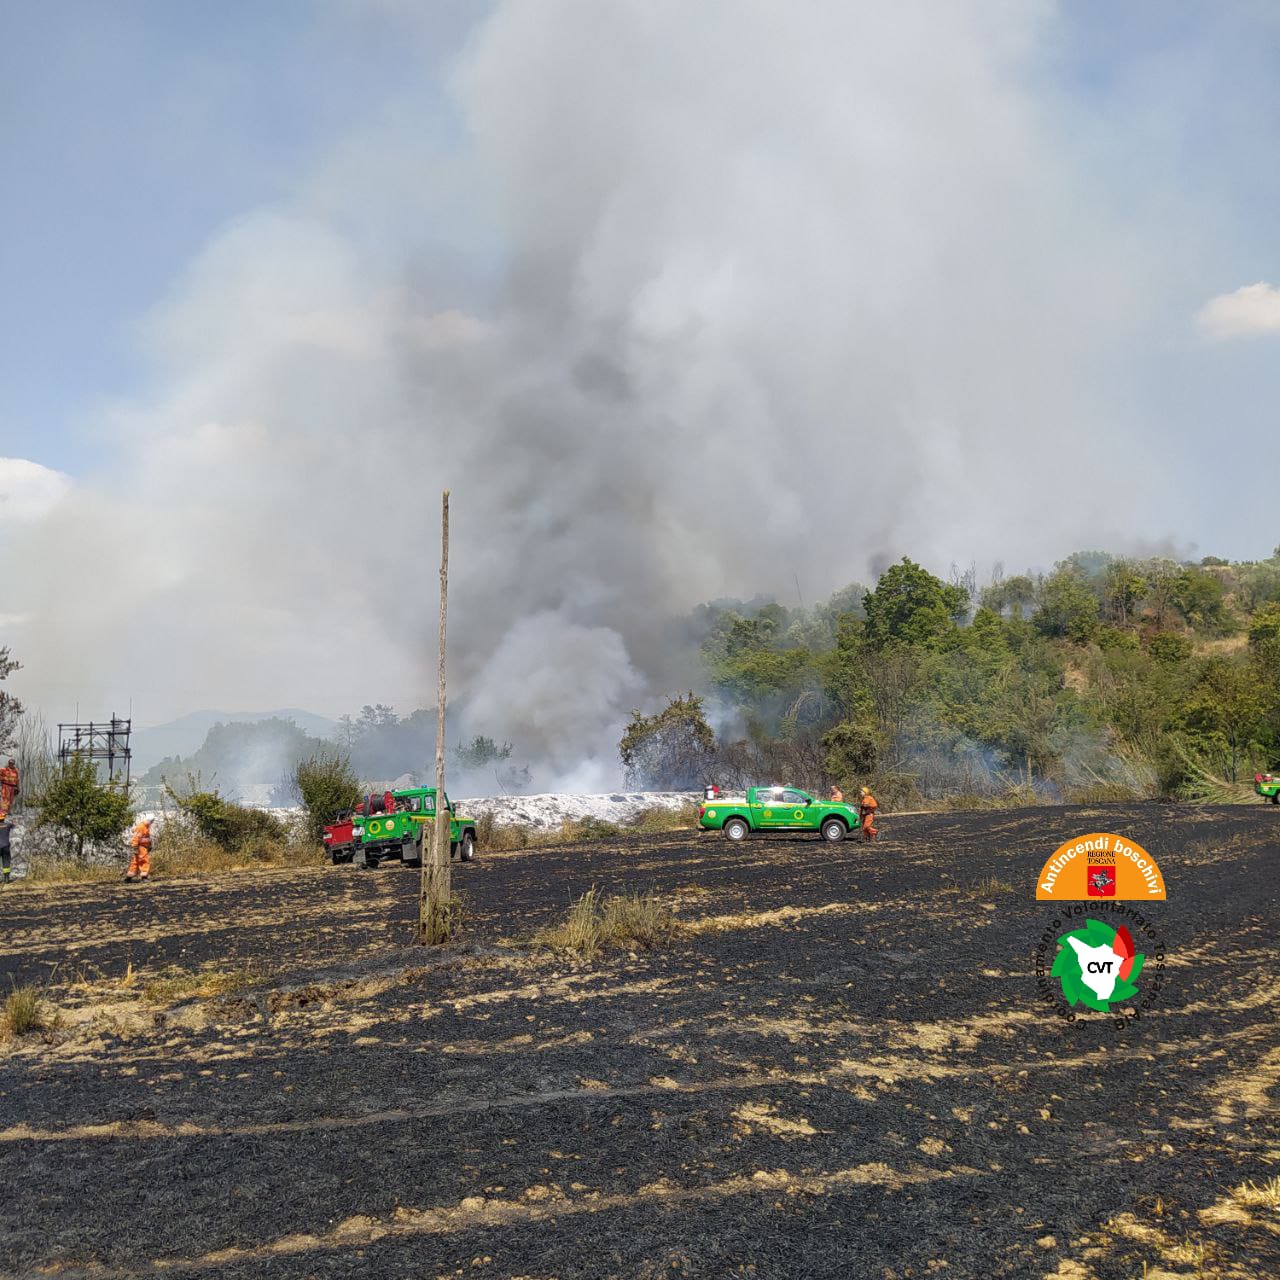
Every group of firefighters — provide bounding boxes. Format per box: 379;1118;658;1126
829;784;878;841
0;756;154;886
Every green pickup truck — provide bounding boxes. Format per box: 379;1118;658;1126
1255;773;1280;805
353;787;477;868
699;786;861;843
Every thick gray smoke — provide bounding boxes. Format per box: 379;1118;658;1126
1;1;1186;786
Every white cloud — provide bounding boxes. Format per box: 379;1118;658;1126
1196;281;1280;341
0;458;72;523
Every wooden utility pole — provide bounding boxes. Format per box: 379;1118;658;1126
420;489;451;944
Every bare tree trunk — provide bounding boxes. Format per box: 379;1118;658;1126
420;490;451;945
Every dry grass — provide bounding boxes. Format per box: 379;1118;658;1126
141;963;263;1005
1064;782;1150;804
152;817;323;875
1230;1176;1280;1209
2;984;48;1037
67;961;140;998
476;804;700;853
531;886;680;961
475;811;529;851
960;874;1015;899
1162;1236;1214;1268
22;856;120;885
20;820;323;886
629;803;703;833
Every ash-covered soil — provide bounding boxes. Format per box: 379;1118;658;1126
1;805;1277;1279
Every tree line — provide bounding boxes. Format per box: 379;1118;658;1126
621;547;1280;806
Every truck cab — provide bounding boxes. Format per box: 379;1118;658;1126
347;787;478;868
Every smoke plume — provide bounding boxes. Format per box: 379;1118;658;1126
2;2;1192;785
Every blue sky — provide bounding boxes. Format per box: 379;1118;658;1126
0;0;478;471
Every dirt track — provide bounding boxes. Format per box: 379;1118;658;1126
2;804;1278;1279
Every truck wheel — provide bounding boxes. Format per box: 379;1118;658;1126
821;817;847;843
724;817;749;842
1272;792;1279;806
459;832;476;862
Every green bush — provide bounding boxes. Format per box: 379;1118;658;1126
822;719;879;785
166;784;285;852
293;751;362;842
35;755;134;859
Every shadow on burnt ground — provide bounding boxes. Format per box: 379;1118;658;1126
1;804;1277;1279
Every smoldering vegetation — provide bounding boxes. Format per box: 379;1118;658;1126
620;550;1280;810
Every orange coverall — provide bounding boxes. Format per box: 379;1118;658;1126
0;762;18;819
859;791;879;841
127;820;152;880
830;786;844;803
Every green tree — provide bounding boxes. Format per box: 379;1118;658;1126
863;558;968;649
454;736;513;769
36;755;134;860
619;693;716;789
821;720;879;785
1247;602;1280;653
1148;633;1193;665
1102;560;1148;627
1034;567;1100;642
1181;657;1266;782
0;647;22;750
293;751;363;842
979;574;1037;619
1172;568;1230;632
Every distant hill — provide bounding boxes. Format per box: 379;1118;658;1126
131;709;340;772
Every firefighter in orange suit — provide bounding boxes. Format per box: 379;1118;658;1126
829;785;844;803
125;818;152;882
0;758;18;816
0;759;17;885
859;786;878;842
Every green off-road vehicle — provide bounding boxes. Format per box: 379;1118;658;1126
699;786;861;843
352;787;477;868
1255;772;1280;805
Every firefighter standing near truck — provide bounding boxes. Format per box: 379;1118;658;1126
125;817;152;882
859;786;878;842
829;785;844;803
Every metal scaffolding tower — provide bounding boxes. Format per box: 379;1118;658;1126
57;715;132;789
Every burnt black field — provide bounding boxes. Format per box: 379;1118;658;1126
2;804;1277;1279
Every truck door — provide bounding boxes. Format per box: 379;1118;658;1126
770;789;815;830
783;790;820;830
755;788;794;830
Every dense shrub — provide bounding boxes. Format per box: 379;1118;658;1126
35;755;134;860
165;783;285;851
293;751;363;842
